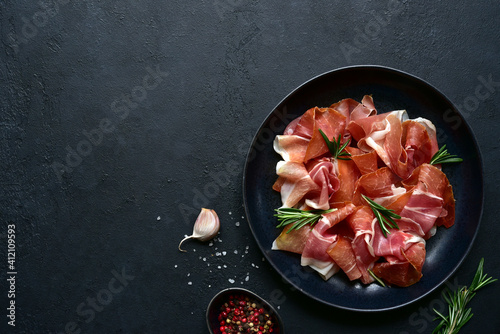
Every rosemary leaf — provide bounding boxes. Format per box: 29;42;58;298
274;207;336;233
319;129;351;160
362;194;401;238
430;145;463;165
368;269;386;287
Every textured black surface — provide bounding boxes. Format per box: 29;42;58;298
1;1;499;333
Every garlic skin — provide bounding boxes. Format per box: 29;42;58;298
178;208;220;252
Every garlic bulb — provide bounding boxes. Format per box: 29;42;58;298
178;208;220;252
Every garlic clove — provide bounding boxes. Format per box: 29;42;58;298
178;208;220;252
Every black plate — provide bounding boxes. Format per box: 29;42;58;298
242;65;483;311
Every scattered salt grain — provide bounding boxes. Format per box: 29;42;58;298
245;275;249;282
187;273;190;277
218;266;222;269
222;251;227;256
209;241;214;246
228;278;235;284
235;222;240;227
203;257;207;261
157;216;161;221
188;281;192;285
234;250;238;254
174;265;178;268
223;264;227;268
229;211;232;215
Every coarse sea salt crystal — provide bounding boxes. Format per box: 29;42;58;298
245;275;249;282
228;278;235;284
234;250;238;254
188;281;192;285
223;264;227;268
222;251;227;256
157;216;161;220
203;257;207;261
235;222;240;227
174;265;178;268
229;211;232;215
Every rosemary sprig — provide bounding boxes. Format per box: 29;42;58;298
367;268;386;287
433;258;497;334
274;207;336;234
319;129;351;160
430;145;463;165
362;194;401;238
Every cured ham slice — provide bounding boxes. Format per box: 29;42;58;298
329;98;359;124
301;203;355;279
303;108;347;162
347;110;407;146
329;159;360;204
398;189;444;235
372;242;426;287
272;225;311;254
273;135;309;163
304;158;340;210
346;147;379;175
402;119;438;168
301;229;340;280
402;163;455;228
276;161;320;208
282;107;347;163
352;167;402;206
372;229;424;262
346;206;377;284
327;236;362;281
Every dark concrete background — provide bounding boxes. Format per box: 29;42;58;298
1;1;499;333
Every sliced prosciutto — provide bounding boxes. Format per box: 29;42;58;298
271;96;458;288
372;242;426;287
300;203;356;279
402;163;455;228
346;206;377;284
327;236;362;281
304;158;340;210
275;161;319;208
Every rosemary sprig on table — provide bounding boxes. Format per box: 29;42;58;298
319;129;351;160
433;258;497;334
430;145;463;165
274;207;336;234
362;194;401;238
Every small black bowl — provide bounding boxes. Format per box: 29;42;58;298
206;287;285;334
